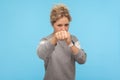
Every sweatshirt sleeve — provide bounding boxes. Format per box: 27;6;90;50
37;38;55;61
73;49;87;64
71;35;87;64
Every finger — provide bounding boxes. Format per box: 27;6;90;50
58;32;61;40
61;31;65;40
64;31;67;39
67;32;70;38
55;32;59;40
56;32;60;40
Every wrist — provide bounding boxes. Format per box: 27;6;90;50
68;40;74;47
51;36;57;45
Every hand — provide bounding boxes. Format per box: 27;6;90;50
55;31;72;45
64;31;71;45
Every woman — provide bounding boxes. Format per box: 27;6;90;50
37;4;86;80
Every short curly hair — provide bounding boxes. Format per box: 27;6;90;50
50;4;72;25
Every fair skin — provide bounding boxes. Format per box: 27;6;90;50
50;17;79;55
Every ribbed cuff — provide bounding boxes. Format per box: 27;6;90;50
73;49;84;60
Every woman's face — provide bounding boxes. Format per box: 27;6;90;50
53;17;70;33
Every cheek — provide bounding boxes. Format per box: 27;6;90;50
56;28;61;32
53;26;60;32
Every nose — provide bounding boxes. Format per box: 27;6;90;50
61;26;65;31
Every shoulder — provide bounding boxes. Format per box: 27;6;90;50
38;34;53;45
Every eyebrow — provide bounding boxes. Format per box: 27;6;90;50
65;23;69;25
57;23;69;25
57;24;62;26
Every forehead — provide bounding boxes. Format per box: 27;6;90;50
55;17;69;24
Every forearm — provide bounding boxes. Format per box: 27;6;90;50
70;45;79;55
50;35;57;46
70;45;86;64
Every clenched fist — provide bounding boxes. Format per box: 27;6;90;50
50;31;72;45
55;31;68;40
55;31;72;45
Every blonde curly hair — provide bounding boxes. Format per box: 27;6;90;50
50;4;72;25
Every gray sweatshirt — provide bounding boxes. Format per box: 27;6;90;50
37;34;86;80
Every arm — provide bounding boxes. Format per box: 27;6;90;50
68;36;87;64
70;45;87;64
57;31;87;64
37;37;56;61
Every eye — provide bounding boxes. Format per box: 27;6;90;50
57;24;62;27
65;24;69;27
